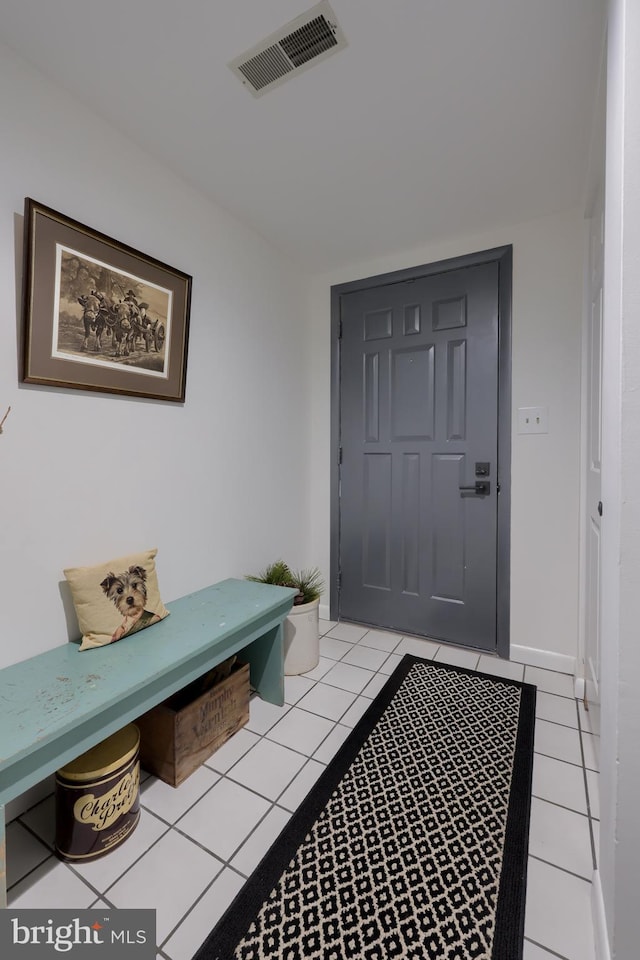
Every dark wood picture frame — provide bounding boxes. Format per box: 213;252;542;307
21;198;192;402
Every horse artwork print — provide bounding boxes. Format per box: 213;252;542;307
21;199;191;402
53;247;170;376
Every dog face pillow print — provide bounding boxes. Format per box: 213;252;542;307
64;548;169;650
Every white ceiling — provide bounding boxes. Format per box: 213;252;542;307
1;0;605;271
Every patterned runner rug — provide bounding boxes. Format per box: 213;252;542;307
194;655;536;960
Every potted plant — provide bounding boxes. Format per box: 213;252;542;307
247;561;324;675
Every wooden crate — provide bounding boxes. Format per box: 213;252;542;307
136;661;250;787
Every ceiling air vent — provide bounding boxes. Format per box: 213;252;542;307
229;1;347;97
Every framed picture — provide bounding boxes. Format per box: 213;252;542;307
21;198;192;402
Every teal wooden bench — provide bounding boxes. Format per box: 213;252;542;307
0;578;297;908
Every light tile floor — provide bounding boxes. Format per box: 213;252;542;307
6;620;598;960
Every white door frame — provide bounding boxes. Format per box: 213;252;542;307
577;37;606;711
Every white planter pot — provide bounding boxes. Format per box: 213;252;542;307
284;597;320;675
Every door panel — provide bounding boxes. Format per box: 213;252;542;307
431;454;465;602
362;453;392;589
338;261;500;650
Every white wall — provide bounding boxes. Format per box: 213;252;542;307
599;0;640;955
0;42;311;670
309;210;584;662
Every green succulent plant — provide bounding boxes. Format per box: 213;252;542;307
246;561;324;605
288;567;325;605
246;560;294;587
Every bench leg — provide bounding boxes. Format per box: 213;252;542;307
243;623;284;706
0;804;6;908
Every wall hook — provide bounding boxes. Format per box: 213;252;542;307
0;407;11;434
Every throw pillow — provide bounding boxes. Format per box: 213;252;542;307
64;548;169;651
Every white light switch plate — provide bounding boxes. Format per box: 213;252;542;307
517;406;548;434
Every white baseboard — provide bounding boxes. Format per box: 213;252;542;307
319;603;332;622
574;675;586;700
511;643;576;676
592;869;611;960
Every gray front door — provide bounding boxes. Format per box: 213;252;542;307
334;251;510;652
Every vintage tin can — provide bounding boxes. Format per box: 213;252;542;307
55;724;140;862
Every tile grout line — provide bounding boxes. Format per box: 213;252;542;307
246;709;341;764
63;862;113;908
91;893;117;909
534;749;585;771
312;674;376;696
10;789;56;827
140;768;225;827
524;935;573;960
222;758;318;810
157;862;245;953
535;715;581;732
11;814;55;850
10;814;120;903
522;663;576;678
68;817;177;902
531;792;590;819
6;852;54;894
529;852;593;884
535;714;591;733
530;688;579;703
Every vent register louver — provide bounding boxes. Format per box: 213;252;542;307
229;1;347;97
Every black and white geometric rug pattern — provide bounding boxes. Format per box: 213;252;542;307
196;656;535;960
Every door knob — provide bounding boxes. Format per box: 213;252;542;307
459;481;490;496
